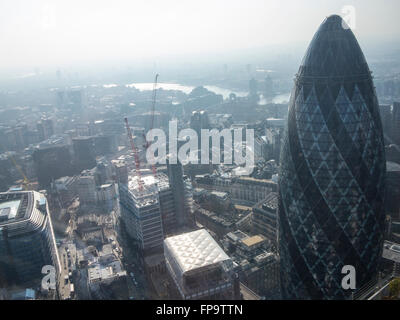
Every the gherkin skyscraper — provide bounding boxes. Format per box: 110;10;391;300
278;15;386;299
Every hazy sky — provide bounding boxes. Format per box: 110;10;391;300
0;0;399;71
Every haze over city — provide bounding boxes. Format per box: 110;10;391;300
0;0;400;308
1;0;400;75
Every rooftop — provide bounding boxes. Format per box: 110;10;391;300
226;230;249;242
0;200;21;222
128;171;170;193
241;235;265;248
382;241;400;263
299;14;370;79
0;192;29;224
0;191;48;237
260;192;278;211
164;229;231;275
387;161;400;172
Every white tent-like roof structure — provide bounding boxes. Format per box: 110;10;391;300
164;229;231;276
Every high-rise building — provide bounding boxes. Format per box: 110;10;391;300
97;183;116;212
167;158;194;231
33;143;73;187
72;136;96;172
57;90;83;111
0;191;61;289
379;104;392;143
252;192;278;246
93;135;118;156
392;102;400;145
249;78;258;97
190;110;210;137
77;170;98;205
278;15;386;299
114;161;128;185
119;173;164;254
37;118;54;142
264;75;274;98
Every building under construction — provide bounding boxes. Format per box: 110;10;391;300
119;172;164;254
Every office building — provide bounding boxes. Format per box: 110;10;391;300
195;174;277;205
379;104;392;142
278;15;386;299
77;170;98;205
72;137;96;172
393;102;400;145
0;191;61;289
252;192;278;246
386;161;400;219
119;173;164;254
167;159;194;231
222;231;279;298
32;143;73;187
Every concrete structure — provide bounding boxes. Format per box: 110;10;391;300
195;174;277;205
52;176;78;206
386;161;400;219
193;204;236;239
97;183;116;212
190;110;211;137
32;142;73;187
77;170;98;205
167;158;194;232
264;120;284;162
222;230;279;298
119;173;164;253
72;136;96;172
393;102;400;146
252;192;278;245
380;104;393;143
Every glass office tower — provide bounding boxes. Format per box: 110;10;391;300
278;15;386;299
0;191;61;288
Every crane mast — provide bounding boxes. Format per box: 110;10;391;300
144;74;159;177
124;117;144;191
124;74;159;193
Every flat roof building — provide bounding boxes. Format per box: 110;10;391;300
164;229;236;300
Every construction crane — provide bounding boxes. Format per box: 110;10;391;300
150;73;159;135
124;74;159;192
124;117;144;191
143;74;159;177
0;142;31;190
8;153;31;190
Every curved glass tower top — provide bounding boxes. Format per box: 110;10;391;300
299;15;370;79
278;15;386;299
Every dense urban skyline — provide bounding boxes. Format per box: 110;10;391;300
0;1;400;305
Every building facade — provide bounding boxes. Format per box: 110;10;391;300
0;191;61;289
278;15;386;299
119;174;164;254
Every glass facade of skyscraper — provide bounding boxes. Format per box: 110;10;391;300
278;15;386;299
